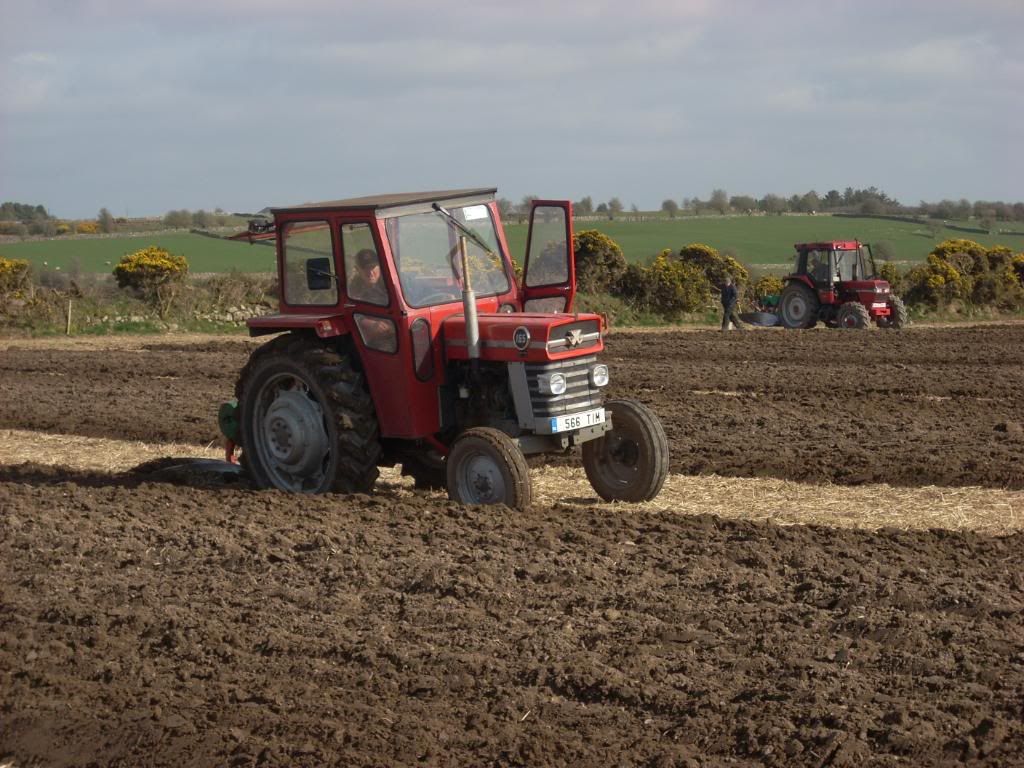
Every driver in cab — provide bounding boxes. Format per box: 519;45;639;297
348;248;388;305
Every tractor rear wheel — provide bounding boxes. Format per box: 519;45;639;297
836;301;870;329
583;399;669;502
778;283;819;329
446;427;531;510
235;333;380;494
878;296;908;329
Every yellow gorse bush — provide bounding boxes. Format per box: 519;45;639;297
0;256;31;297
754;274;784;299
113;246;188;287
113;246;189;318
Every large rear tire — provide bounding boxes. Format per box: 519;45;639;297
583;399;669;502
446;427;531;510
836;301;870;329
878;295;908;329
235;333;380;494
778;283;819;329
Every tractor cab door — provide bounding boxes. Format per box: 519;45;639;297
804;248;833;288
522;200;575;313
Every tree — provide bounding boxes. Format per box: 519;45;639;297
661;199;679;218
595;202;608;214
192;209;211;229
0;202;53;221
574;196;593;215
729;195;756;213
497;198;513;219
823;190;842;209
518;195;537;214
759;194;787;215
607;198;624;219
709;189;729;215
97;207;115;234
799;190;821;213
164;209;192;228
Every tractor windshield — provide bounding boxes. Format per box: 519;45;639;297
384;204;511;308
833;248;866;281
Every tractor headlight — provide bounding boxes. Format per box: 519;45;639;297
537;372;567;396
590;364;610;387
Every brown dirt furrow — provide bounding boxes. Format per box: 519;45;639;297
9;326;1020;488
1;469;1023;766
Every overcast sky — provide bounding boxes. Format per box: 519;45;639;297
1;0;1021;218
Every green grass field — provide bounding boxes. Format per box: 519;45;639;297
2;216;1020;275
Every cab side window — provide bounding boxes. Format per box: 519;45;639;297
281;220;337;306
342;223;388;306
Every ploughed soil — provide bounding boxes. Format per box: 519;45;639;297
2;325;1024;766
2;325;1024;488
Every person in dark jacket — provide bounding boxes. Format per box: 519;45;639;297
720;275;744;330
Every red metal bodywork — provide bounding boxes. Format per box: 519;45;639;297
241;193;593;440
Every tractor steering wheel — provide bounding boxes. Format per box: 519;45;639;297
416;291;459;306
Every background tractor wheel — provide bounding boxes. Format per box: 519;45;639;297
778;283;819;329
836;301;871;329
235;333;380;494
879;296;909;329
446;427;531;510
583;399;669;502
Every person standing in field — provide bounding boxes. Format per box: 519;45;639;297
720;275;744;331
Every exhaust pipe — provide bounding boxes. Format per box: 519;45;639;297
459;236;480;361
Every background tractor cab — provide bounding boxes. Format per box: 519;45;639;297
777;240;908;329
225;188;669;510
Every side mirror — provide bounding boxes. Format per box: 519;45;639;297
306;257;334;291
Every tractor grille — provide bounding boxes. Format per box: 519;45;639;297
525;355;603;418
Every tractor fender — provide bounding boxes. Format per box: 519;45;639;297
246;312;353;339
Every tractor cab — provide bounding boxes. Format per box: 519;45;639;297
778;240;907;330
224;188;669;509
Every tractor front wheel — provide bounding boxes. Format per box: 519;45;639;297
778;283;819;329
235;333;380;494
583;399;669;502
446;428;531;510
836;301;870;329
878;296;908;329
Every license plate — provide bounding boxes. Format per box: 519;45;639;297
550;407;605;433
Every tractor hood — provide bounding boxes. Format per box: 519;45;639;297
443;312;605;363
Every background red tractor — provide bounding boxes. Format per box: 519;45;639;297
776;240;908;329
224;189;669;510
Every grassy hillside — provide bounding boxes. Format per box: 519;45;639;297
2;215;1020;274
506;215;1022;270
0;233;277;274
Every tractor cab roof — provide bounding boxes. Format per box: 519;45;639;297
271;188;498;218
795;241;861;251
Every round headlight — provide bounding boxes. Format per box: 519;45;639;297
538;372;567;396
499;303;516;313
590;364;609;387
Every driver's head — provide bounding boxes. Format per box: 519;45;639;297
355;249;380;282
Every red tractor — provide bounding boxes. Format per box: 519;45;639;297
777;241;908;329
224;189;669;510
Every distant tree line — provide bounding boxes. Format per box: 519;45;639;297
0;202;54;222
